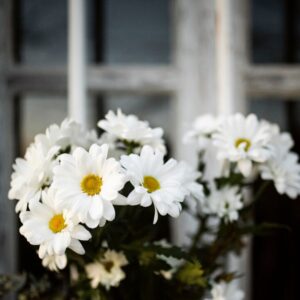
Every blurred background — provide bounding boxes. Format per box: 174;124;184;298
1;0;300;299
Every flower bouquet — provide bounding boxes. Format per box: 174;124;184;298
1;110;300;300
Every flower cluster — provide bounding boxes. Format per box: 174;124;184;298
185;113;300;223
9;110;203;291
6;111;300;299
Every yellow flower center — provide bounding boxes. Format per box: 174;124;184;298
143;176;160;193
235;138;251;152
49;214;67;233
81;174;102;196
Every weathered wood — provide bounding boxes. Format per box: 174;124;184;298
8;65;178;95
171;0;218;247
0;0;17;278
215;0;249;114
68;0;88;127
246;65;300;98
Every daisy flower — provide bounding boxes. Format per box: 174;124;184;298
8;119;98;213
41;253;67;272
20;188;91;259
34;118;98;154
213;114;272;177
53;144;126;228
202;184;243;222
260;132;300;199
184;114;221;151
8;141;60;212
176;162;204;211
98;109;166;154
120;145;187;223
85;250;128;290
205;281;244;300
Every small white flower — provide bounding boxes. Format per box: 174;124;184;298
213;114;272;177
53;144;126;228
41;253;67;272
8;119;98;213
202;184;243;222
206;281;244;300
35;118;98;153
260;132;300;199
176;162;204;211
20;188;91;258
8;142;59;212
98;109;166;154
120;146;187;223
86;250;128;290
184;114;221;151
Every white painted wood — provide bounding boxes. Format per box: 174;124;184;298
171;0;218;246
8;63;300;100
215;0;248;114
68;0;88;127
247;65;300;98
215;1;250;298
8;65;178;95
0;0;17;280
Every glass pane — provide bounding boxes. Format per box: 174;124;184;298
20;94;67;153
104;0;170;64
20;0;96;65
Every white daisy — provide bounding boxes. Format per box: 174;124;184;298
120;146;187;223
176;162;204;211
53;144;126;228
41;253;67;272
213;114;272;177
85;250;128;290
8;141;60;212
98;109;166;154
184;114;221;151
8;119;98;213
202;184;243;222
260;132;300;199
34;118;98;154
206;281;244;300
20;188;91;258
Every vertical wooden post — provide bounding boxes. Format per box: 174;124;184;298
68;0;89;127
172;0;218;245
172;0;250;297
215;0;249;114
216;1;250;298
0;0;17;276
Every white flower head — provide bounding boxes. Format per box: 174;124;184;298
8;119;98;213
213;114;272;177
35;118;98;154
206;281;244;300
8;141;59;212
120;146;187;223
176;162;204;211
98;109;166;154
42;253;67;272
20;188;91;260
53;144;126;228
184;114;221;151
86;250;128;290
202;184;243;222
260;132;300;199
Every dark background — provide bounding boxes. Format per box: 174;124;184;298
9;0;300;299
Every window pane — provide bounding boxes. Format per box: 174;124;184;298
104;0;170;64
